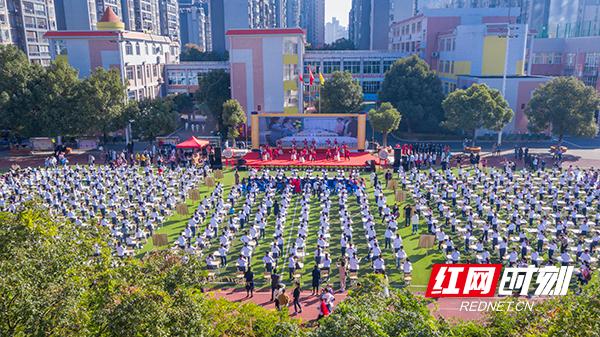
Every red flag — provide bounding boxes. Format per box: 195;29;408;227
309;68;314;86
299;72;304;82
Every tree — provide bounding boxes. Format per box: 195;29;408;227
77;67;129;143
369;102;401;147
306;38;356;51
131;97;178;145
441;83;513;147
0;45;43;142
525;76;600;148
222;99;247;140
194;69;231;138
180;44;228;61
166;93;194;116
320;70;364;113
378;55;444;133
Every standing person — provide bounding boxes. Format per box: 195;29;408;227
244;266;255;298
311;265;321;295
411;211;419;235
292;282;303;314
318;296;330;320
336;259;348;291
277;288;290;311
270;269;280;301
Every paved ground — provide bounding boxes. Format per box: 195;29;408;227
207;288;543;322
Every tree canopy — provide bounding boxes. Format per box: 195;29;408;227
305;38;356;51
130;96;179;144
222;99;247;139
0;45;129;143
441;83;513;147
194;69;231;138
369;102;401;147
377;55;444;133
180;44;229;61
319;70;364;113
525;76;600;147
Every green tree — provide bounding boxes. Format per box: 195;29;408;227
0;45;43;142
77;67;129;143
369;102;401;147
166;93;194;116
441;83;513;147
525;76;600;148
306;38;356;51
194;69;231;137
131;97;178;145
222;99;247;140
320;70;364;113
378;55;444;133
180;44;228;61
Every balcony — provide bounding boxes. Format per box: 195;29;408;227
583;66;598;76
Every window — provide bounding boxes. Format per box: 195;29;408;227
344;60;360;74
23;2;34;14
417;21;422;32
125;42;133;55
383;60;394;73
304;61;321;74
152;44;157;55
565;53;575;66
532;53;563;65
188;72;199;86
322;61;340;74
167;71;185;85
362;81;380;94
28;45;39;55
444;82;449;95
585;52;600;66
136;65;142;80
145;43;149;55
439;38;445;52
0;30;9;43
451;61;454;74
138;90;144;100
283;37;298;54
135;42;140;55
36;18;47;29
26;31;36;42
34;3;45;15
583;76;597;87
363;60;380;74
411;23;415;34
126;66;134;80
128;91;136;100
24;16;35;28
439;60;444;73
284;90;298;107
153;65;157;77
452;38;456;51
446;39;451;52
283;63;298;81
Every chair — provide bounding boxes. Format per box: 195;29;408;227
236;270;245;284
404;273;412;286
349;272;359;286
321;269;329;281
293;270;302;280
207;269;216;281
263;271;272;282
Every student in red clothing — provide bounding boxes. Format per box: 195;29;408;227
318;298;330;320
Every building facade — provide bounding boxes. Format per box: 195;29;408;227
44;7;179;101
300;0;324;47
227;28;306;117
179;1;211;51
325;17;348;44
166;61;229;94
158;0;179;42
3;0;57;64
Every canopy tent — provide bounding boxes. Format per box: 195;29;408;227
176;136;209;148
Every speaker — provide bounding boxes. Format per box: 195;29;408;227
237;158;246;166
393;148;402;168
370;160;376;172
212;147;222;167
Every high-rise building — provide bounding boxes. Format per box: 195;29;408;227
159;0;179;42
348;0;371;49
300;0;324;47
3;0;57;64
180;0;210;50
325;17;348;44
132;0;161;34
286;0;300;28
54;0;129;31
210;0;280;55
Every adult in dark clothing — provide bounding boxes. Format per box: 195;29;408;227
270;270;281;301
245;267;254;298
293;282;303;314
273;200;280;216
404;204;413;227
311;265;321;295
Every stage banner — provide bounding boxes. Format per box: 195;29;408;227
253;113;366;150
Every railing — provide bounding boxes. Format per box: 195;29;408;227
533;20;600;38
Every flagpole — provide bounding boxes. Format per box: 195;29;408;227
319;83;321;113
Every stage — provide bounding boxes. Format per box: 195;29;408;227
240;151;380;169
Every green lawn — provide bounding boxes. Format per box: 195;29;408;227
133;167;598;290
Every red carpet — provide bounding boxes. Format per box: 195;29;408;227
241;151;380;168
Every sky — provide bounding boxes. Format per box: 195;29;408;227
325;0;351;27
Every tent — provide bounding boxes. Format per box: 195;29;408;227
176;136;209;148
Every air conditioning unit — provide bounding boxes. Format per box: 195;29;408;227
431;52;439;58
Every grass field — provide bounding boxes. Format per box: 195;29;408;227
134;166;599;290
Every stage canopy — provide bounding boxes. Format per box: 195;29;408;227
176;136;209;148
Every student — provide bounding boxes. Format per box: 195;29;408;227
277;288;290;311
318;296;330;320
